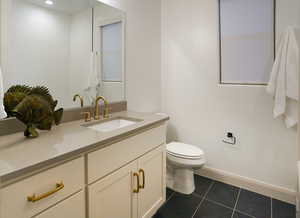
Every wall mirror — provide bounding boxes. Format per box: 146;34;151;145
0;0;125;111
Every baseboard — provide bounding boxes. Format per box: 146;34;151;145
195;166;296;205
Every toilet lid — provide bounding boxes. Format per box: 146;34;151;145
167;142;204;159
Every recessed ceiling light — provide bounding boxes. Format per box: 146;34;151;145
45;0;53;5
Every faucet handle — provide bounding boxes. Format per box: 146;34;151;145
81;112;91;122
103;106;111;119
94;114;101;120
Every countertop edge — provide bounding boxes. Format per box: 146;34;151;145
0;116;169;185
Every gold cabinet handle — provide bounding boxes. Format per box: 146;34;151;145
139;169;145;189
133;173;140;193
27;182;64;203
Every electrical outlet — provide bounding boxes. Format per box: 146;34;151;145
222;132;236;145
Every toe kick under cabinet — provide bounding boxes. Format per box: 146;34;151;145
0;123;167;218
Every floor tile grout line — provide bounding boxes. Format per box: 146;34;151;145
191;181;215;218
190;197;205;218
192;178;271;218
205;197;235;211
192;192;202;198
166;191;175;203
203;181;215;198
271;197;273;218
202;183;241;211
191;181;214;218
202;195;256;217
231;188;241;218
233;194;271;218
234;209;256;218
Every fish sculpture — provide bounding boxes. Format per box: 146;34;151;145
4;85;63;138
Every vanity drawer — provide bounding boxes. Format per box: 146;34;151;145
34;191;85;218
88;124;166;184
1;157;84;218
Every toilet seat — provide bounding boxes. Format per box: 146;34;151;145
167;142;204;160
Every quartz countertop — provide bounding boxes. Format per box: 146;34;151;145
0;111;169;182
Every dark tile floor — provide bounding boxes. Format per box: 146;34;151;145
153;175;296;218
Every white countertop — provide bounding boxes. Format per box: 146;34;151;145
0;111;169;182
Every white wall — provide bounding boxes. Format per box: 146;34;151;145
69;8;92;106
2;0;94;108
94;1;122;19
276;0;300;38
162;0;299;191
6;0;71;106
97;0;162;112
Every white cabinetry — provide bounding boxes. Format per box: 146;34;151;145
138;146;166;218
34;191;85;218
0;123;167;218
89;146;166;218
89;161;138;218
0;158;85;218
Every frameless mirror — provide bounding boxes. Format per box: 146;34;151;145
1;0;125;110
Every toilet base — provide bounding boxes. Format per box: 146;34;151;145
167;167;195;195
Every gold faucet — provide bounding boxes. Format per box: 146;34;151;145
94;96;109;120
81;111;92;122
73;94;84;107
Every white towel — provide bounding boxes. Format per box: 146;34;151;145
0;66;7;119
83;52;101;105
267;26;300;128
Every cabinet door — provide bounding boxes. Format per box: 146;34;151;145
89;161;138;218
138;145;166;218
34;191;85;218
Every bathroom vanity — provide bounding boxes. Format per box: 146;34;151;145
0;111;169;218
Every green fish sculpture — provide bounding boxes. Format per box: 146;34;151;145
4;85;64;138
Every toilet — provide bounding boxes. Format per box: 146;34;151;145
166;142;206;194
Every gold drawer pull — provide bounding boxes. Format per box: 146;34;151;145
139;169;145;189
133;173;140;193
27;182;64;203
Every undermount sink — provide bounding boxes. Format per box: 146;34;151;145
83;117;142;132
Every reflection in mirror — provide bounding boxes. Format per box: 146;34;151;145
91;1;125;104
2;0;125;111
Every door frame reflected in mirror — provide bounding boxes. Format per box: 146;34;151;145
93;13;126;102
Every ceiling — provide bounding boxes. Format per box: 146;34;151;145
25;0;96;15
